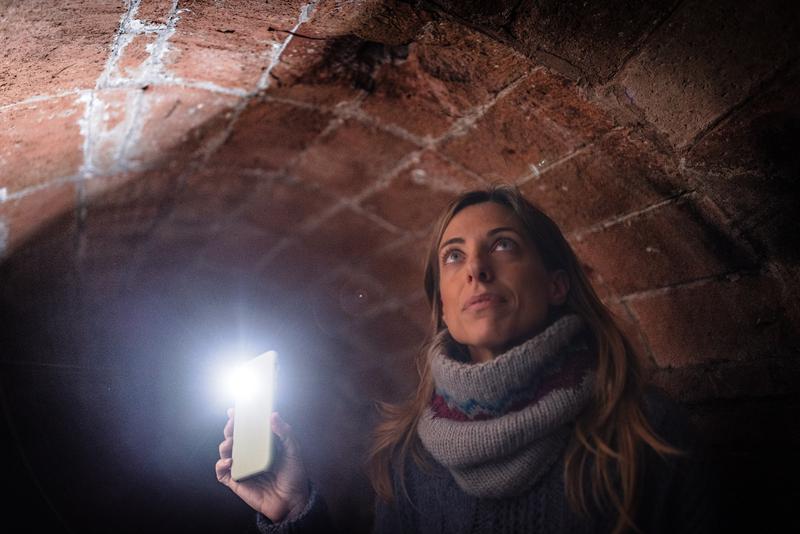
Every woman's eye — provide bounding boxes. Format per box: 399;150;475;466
494;238;516;251
442;249;462;264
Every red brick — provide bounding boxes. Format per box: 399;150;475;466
572;195;753;296
626;273;790;368
135;0;173;25
214;99;332;171
430;1;517;29
83;168;180;242
301;0;428;43
0;95;85;194
299;206;400;263
521;68;614;142
507;0;674;83
520;129;683;234
616;0;799;147
240;176;334;236
363;237;427;299
0;182;77;256
169;167;263;226
683;65;800;265
0;1;124;106
265;36;367;107
128;86;239;171
360;150;484;232
439;81;578;182
164;1;287;90
288;118;417;197
116;33;159;80
361;21;532;139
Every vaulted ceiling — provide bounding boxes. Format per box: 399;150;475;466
1;1;798;532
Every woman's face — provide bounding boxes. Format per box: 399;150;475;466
437;202;569;362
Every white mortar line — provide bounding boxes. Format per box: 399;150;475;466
617;269;759;303
568;189;697;241
515;140;596;186
255;1;317;91
115;1;181;168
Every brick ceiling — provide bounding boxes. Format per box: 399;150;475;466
1;1;798;532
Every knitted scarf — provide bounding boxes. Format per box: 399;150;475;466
416;313;596;499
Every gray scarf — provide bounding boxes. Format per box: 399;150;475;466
416;314;596;498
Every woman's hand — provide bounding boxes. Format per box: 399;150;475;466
215;409;311;523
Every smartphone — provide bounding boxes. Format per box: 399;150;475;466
231;350;278;482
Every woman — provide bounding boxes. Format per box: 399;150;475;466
216;184;719;533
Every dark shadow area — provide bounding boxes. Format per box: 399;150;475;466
0;189;377;534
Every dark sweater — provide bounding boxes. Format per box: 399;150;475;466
256;387;721;533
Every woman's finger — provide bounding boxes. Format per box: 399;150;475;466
219;437;233;459
215;457;233;484
223;415;234;439
271;412;301;461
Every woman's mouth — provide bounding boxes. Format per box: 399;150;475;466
464;293;505;311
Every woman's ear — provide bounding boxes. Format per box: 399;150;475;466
548;269;570;306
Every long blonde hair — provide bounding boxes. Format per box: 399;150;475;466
365;184;685;533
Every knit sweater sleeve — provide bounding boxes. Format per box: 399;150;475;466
254;482;338;534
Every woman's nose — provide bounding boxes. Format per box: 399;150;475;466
466;255;493;283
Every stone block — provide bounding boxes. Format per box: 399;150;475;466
302;0;428;44
288;118;416;196
432;0;519;28
265;35;365;107
168;167;263;226
684;64;800;265
240;176;334;237
522;68;615;141
298;205;400;263
572;195;754;296
0;95;85;194
360;150;484;233
439;80;578;183
508;0;674;83
520;128;683;234
83;168;180;243
616;0;800;147
164;1;288;90
626;273;792;368
127;85;239;171
0;182;77;257
363;236;427;299
116;33;159;81
0;0;124;106
361;20;532;140
214;98;332;171
135;0;173;25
